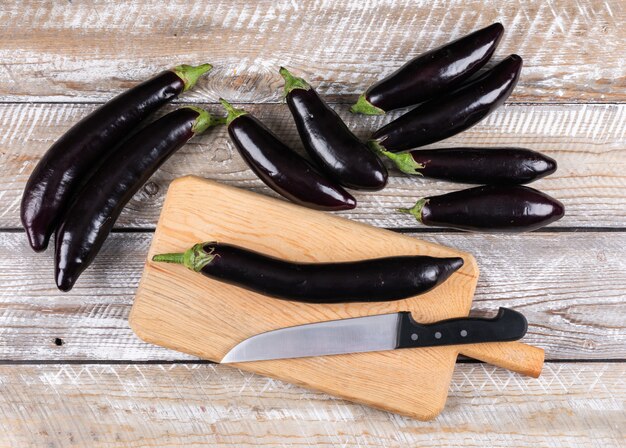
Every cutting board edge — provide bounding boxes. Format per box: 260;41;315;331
226;361;452;421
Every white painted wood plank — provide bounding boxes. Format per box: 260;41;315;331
0;0;623;102
0;0;622;442
1;103;624;229
0;363;623;447
0;231;624;361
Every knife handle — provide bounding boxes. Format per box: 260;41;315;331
397;307;527;349
459;342;544;378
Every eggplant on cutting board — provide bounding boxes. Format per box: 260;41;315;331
152;241;464;303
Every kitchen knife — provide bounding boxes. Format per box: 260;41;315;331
221;307;527;363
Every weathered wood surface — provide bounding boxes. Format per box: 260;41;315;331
0;363;623;448
1;0;624;442
1;102;625;229
1;231;624;361
0;0;623;103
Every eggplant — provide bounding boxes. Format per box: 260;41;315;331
152;242;464;303
280;68;388;190
370;55;523;153
21;63;212;252
220;99;356;211
351;23;504;115
399;185;564;232
381;147;557;185
55;107;223;291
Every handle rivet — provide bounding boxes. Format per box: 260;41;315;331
434;332;442;339
460;330;468;337
411;333;418;341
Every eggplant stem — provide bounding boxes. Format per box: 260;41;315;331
380;149;425;175
219;98;248;125
152;253;185;264
152;242;216;272
184;106;227;134
173;63;213;92
367;139;387;154
279;67;310;96
397;198;429;223
350;94;385;115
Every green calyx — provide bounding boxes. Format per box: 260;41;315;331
152;242;216;272
397;198;429;223
350;94;385;115
172;63;213;92
184;106;227;134
367;139;387;155
279;67;311;96
219;98;248;125
379;149;424;175
368;140;425;177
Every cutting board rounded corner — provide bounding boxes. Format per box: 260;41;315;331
127;301;153;345
461;250;479;277
169;174;205;190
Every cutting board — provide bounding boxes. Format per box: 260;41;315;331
130;176;543;420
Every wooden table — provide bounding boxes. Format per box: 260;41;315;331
0;1;624;446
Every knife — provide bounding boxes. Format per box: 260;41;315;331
221;307;527;363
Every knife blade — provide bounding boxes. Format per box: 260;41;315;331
221;307;527;363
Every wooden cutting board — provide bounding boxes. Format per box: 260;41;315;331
129;176;543;420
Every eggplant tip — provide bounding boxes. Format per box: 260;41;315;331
25;230;48;252
450;257;464;271
55;273;75;292
368;167;389;191
55;258;78;291
554;200;566;220
436;257;464;284
343;195;357;209
545;157;558;176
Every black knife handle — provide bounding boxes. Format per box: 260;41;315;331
396;308;527;349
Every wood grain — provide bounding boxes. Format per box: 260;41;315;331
1;231;623;361
0;0;623;103
1;102;624;229
0;363;623;448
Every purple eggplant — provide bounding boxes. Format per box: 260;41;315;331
21;64;212;252
351;23;504;115
280;67;387;190
220;99;356;211
399;185;564;232
381;147;557;185
370;55;523;153
55;107;223;291
152;242;464;303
